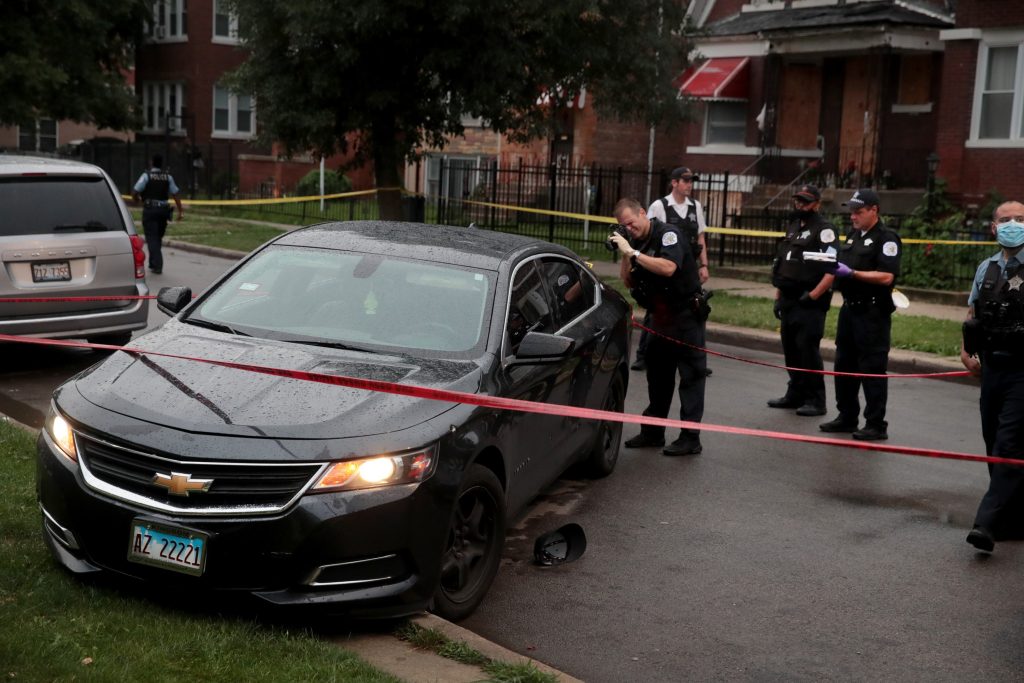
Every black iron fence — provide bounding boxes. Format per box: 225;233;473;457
425;159;992;291
429;159;743;252
76;139;243;198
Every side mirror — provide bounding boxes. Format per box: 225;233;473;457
156;286;192;316
510;331;575;364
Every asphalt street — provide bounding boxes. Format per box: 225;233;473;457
466;345;1017;682
3;246;1019;681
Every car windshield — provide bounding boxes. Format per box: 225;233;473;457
190;246;494;356
0;176;124;236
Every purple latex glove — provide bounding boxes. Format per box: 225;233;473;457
834;262;854;278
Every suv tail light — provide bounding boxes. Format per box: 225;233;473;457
130;235;146;279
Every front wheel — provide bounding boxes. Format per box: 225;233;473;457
584;374;625;478
432;464;505;622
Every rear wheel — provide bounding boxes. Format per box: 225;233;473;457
432;464;505;622
585;374;625;478
86;332;132;349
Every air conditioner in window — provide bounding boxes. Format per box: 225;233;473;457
155;26;166;39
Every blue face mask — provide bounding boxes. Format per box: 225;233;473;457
996;220;1024;248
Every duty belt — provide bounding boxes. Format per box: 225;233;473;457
143;199;168;208
842;296;886;309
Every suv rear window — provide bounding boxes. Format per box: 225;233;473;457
0;176;125;236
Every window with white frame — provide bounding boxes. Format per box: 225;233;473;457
18;119;57;152
148;0;188;41
213;0;240;42
142;82;185;133
704;101;747;145
213;84;255;136
972;40;1024;142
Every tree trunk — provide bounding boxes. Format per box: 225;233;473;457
372;118;404;221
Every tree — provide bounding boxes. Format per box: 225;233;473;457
225;0;693;218
0;1;151;130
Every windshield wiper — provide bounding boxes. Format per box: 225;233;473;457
276;338;378;353
183;318;251;336
53;222;109;232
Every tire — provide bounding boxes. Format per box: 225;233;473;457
86;331;132;349
432;464;506;622
584;374;625;478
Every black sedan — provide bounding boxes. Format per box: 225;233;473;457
36;221;630;620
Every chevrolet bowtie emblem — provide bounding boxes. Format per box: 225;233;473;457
153;471;214;497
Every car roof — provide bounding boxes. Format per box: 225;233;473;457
0;154;106;177
276;220;574;270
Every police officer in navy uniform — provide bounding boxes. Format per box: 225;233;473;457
768;184;836;416
609;198;707;456
132;154;184;275
819;188;902;441
961;200;1024;553
633;166;710;371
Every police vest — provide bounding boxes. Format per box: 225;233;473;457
630;218;701;310
660;198;702;259
976;260;1024;352
835;222;900;304
141;169;171;203
772;213;837;291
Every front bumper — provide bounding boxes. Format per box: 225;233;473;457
36;430;452;618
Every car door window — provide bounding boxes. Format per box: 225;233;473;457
505;261;556;353
539;258;595;330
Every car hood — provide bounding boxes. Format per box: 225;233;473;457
73;322;483;439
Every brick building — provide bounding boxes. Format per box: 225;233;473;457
685;0;951;190
935;0;1024;204
133;0;372;195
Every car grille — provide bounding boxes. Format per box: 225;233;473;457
76;433;325;516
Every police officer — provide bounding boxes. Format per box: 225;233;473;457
632;166;710;371
961;200;1024;553
609;198;707;456
132;154;184;275
768;184;836;416
819;188;901;441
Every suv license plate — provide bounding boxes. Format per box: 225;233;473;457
32;261;71;282
128;521;207;576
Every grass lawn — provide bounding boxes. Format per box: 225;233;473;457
601;277;964;358
0;421;398;683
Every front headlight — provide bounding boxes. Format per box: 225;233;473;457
311;446;436;493
45;408;78;463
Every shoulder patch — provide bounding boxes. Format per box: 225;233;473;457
820;228;836;244
556;274;570;287
882;241;899;257
662;231;679;247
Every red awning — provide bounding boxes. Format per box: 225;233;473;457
676;57;750;100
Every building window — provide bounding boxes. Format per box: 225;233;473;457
425;155;494;199
704;102;747;145
213;0;240;42
973;41;1024;141
213;85;255;137
142;82;185;133
148;0;188;41
18;119;58;152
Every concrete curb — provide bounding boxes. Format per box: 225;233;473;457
706;322;974;386
335;613;581;683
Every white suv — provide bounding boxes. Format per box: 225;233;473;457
0;155;148;345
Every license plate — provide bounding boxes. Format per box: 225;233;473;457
128;520;207;576
32;261;71;282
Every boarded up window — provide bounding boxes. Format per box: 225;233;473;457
776;63;823;149
897;54;932;105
